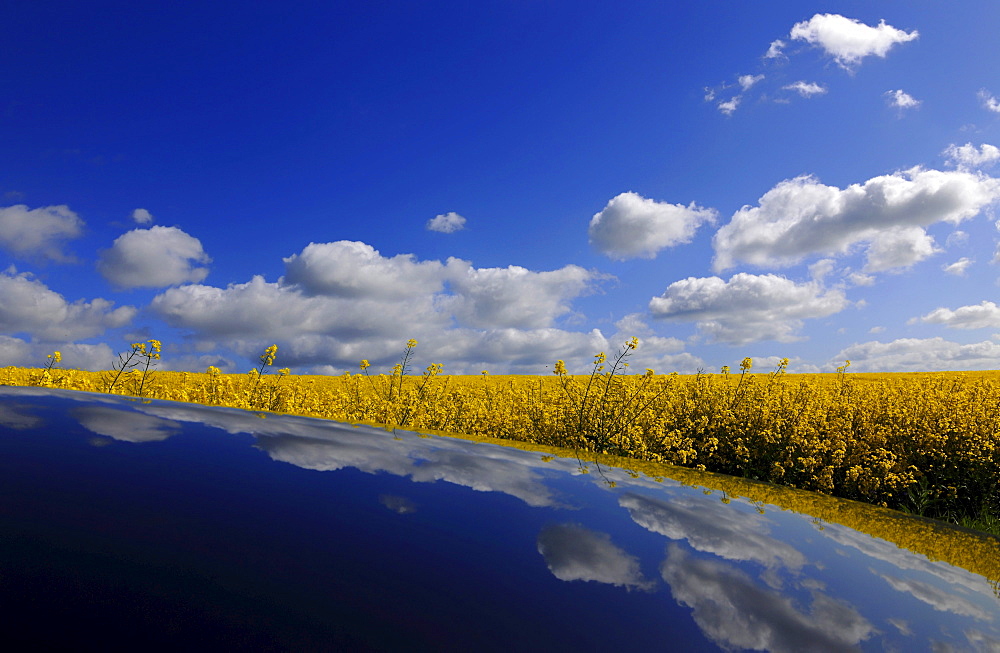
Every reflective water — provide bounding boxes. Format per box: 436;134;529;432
1;387;998;650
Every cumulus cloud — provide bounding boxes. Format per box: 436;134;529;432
589;192;717;260
738;74;764;91
944;143;1000;170
718;96;740;116
426;211;466;233
442;262;595;328
0;204;83;262
980;89;1000;114
0;268;136;342
832;337;1000;372
131;208;153;224
152;240;610;373
0;334;32;366
712;168;1000;273
885;89;920;110
783;81;827;97
846;271;875;286
789;13;918;69
912;300;1000;329
648;273;849;345
284;241;448;299
536;523;654;590
862;225;941;273
764;39;786;59
98;226;211;289
941;257;973;276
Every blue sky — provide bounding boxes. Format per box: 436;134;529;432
4;1;1000;375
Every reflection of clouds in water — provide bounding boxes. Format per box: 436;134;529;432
255;434;562;508
537;523;654;591
887;618;912;636
878;572;992;621
72;406;181;442
620;492;807;573
0;403;42;430
379;494;416;514
661;544;874;653
822;522;999;604
135;402;568;507
964;627;1000;651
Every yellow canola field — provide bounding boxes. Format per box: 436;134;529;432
6;364;1000;583
7;365;1000;524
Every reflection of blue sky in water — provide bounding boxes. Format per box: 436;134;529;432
6;386;1000;652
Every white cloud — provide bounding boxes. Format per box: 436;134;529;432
945;230;969;247
912;300;1000;329
808;258;836;283
738;74;764;91
426;211;466;233
283;240;448;299
944;143;1000;170
789;14;918;69
783;81;827;97
980;89;1000;114
0;269;136;342
152;240;610;373
764;39;786;59
0;204;83;262
0;335;32;366
712;168;1000;272
648;273;849;345
941;257;973;276
846;271;875;286
131;208;153;224
589;192;717;260
869;326;885;333
833;337;1000;372
442;261;596;328
536;523;654;590
718;96;740;115
885;89;920;110
98;226;211;289
862;225;941;273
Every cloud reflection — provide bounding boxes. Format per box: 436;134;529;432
537;523;655;591
620;492;807;573
72;405;181;442
661;544;874;652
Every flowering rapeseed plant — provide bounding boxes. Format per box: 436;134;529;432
104;339;161;396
